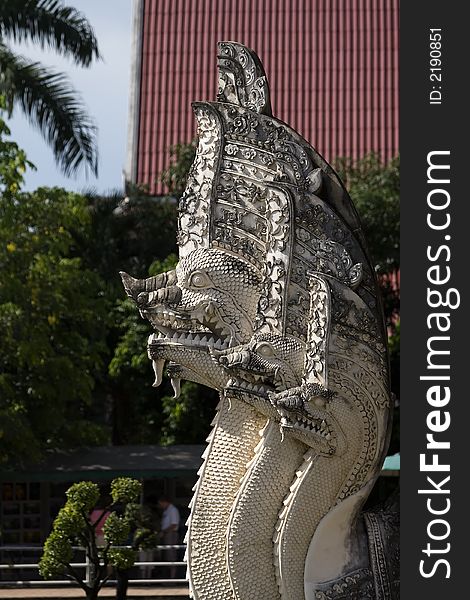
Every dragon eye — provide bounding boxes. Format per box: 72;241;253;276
256;342;276;358
189;271;210;288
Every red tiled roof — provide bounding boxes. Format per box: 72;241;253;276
132;0;399;195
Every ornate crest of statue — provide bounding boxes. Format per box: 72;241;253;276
121;42;399;600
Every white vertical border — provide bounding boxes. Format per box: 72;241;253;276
125;0;145;184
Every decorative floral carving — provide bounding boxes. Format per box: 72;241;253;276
177;106;221;257
364;491;400;599
217;41;272;115
313;569;375;599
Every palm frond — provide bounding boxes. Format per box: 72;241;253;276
0;44;98;177
0;0;100;67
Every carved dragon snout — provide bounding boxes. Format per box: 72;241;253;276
120;270;182;308
270;382;334;411
119;253;264;396
214;347;280;379
212;338;304;399
269;383;344;454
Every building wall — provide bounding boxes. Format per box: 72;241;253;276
0;475;196;548
129;0;399;195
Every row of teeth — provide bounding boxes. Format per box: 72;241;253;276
150;308;180;319
151;316;201;330
149;307;232;335
148;308;191;329
149;310;233;337
151;330;229;350
278;410;332;439
293;415;332;439
248;373;268;382
228;378;270;395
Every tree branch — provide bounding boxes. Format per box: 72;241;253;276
65;564;88;594
0;44;98;176
0;0;100;66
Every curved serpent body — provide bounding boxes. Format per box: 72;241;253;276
227;421;304;600
186;398;265;600
121;42;398;600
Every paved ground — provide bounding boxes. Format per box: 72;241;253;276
0;587;189;599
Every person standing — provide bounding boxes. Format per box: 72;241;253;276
158;496;180;579
89;503;111;547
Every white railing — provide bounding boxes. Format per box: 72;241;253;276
0;545;188;586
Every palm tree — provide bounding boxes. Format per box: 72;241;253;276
0;0;100;176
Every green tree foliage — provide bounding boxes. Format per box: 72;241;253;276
160;380;218;446
0;117;209;460
78;197;181;445
336;154;400;328
39;478;156;600
81;191;178;293
0;116;109;465
159;139;197;196
0;119;217;462
336;154;400;273
0;103;35;193
0;0;99;176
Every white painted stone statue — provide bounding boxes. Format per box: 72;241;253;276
121;42;399;600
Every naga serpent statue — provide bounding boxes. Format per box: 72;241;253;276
121;42;399;600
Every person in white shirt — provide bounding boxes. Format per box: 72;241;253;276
158;496;180;578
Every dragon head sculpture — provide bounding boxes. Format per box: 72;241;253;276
121;41;396;600
121;247;263;392
122;38;390;461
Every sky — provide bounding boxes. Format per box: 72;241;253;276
7;0;132;194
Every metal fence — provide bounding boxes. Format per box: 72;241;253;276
0;545;188;586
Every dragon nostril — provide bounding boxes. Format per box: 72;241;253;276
136;291;149;307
